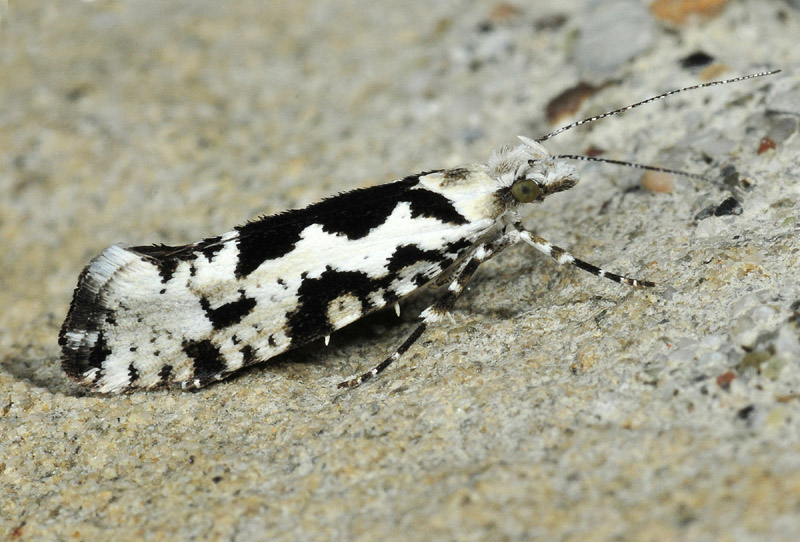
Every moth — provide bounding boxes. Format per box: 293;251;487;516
59;71;778;393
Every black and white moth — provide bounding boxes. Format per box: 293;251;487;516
59;71;778;393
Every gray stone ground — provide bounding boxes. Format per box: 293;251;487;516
2;1;800;540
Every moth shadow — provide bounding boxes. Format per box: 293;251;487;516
2;352;87;397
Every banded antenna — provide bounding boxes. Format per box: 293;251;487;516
534;69;781;182
538;70;781;143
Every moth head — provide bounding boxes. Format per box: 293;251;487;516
490;135;579;206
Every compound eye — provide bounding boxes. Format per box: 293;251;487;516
511;179;541;203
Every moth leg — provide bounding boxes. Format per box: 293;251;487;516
430;248;476;288
338;232;518;389
516;227;654;287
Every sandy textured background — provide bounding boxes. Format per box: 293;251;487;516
2;1;800;540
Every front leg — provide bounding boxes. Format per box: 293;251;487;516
516;227;654;288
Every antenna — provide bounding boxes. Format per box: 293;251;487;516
536;70;781;143
553;154;712;181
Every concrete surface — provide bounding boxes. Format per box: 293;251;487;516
2;1;800;540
